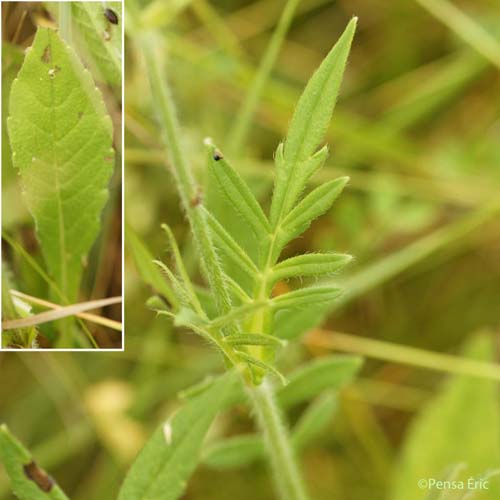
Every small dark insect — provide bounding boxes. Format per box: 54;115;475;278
23;461;54;492
213;150;224;161
104;8;119;25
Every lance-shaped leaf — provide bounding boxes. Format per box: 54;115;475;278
8;28;114;302
271;253;352;285
291;393;337;450
270;17;357;225
224;333;286;348
277;177;349;252
0;424;69;499
202;434;264;469
72;2;122;86
277;355;363;409
206;141;270;238
125;225;178;307
118;371;239;500
203;208;259;277
271;286;343;311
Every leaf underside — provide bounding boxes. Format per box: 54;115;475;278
8;28;114;301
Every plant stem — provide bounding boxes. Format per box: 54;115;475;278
58;2;72;43
139;30;310;499
248;380;310;500
140;33;234;319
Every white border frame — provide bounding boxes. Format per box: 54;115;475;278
0;0;125;351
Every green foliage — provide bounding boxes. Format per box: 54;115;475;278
8;27;114;302
277;355;363;408
391;334;500;500
118;371;239;500
72;2;122;86
0;425;69;499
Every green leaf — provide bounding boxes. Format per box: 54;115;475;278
271;286;343;311
277;355;363;409
278;177;349;249
118;371;239;500
8;27;114;302
271;253;352;285
160;224;206;317
203;208;259;277
202;435;264;470
270;18;357;225
0;424;69;499
224;333;286;348
72;2;122;86
291;393;337;451
391;334;500;500
236;351;288;386
125;225;178;307
206;141;270;238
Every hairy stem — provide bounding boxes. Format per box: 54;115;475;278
141;33;233;319
139;27;309;498
248;380;310;500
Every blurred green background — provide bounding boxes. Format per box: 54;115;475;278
2;0;500;498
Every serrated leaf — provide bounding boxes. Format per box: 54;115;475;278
202;434;264;470
270;18;356;225
203;208;259;277
206;142;270;238
271;286;343;311
118;371;239;500
277;355;363;409
292;393;337;451
271;253;352;285
0;425;69;499
278;177;349;250
126;225;177;307
391;334;500;500
72;2;122;86
8;27;114;302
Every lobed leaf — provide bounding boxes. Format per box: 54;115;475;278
72;2;122;86
8;28;114;302
270;18;357;225
277;355;363;409
0;425;69;499
161;224;206;317
278;177;349;251
271;253;352;285
236;351;288;386
206;141;270;239
224;333;286;348
271;286;343;311
203;208;259;277
118;371;239;500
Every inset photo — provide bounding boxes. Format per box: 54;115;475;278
1;2;123;349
